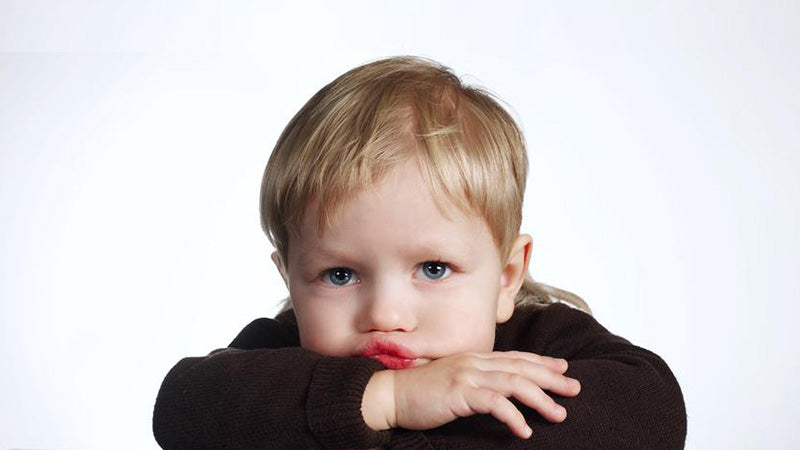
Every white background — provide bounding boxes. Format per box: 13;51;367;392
1;1;798;449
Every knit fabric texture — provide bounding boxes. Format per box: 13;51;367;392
152;302;687;449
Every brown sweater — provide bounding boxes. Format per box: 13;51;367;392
152;302;687;449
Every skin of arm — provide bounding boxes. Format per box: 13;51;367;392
153;304;686;450
362;370;396;431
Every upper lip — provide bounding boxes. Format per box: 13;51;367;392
357;338;418;359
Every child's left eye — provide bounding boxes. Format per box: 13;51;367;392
417;261;452;281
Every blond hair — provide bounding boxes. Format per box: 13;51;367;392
260;55;592;316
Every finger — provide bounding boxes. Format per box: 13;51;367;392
478;371;568;423
477;357;581;397
465;388;532;439
481;350;569;374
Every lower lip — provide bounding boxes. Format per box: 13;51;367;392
369;354;416;370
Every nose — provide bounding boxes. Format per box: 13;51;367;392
357;277;417;333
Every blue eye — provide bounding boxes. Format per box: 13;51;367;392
321;262;452;286
323;267;356;286
419;261;451;280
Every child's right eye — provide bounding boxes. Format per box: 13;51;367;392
321;267;357;286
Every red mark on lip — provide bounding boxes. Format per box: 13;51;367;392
358;339;418;370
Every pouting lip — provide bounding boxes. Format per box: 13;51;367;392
357;338;418;360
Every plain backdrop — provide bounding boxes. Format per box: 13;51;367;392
1;1;798;449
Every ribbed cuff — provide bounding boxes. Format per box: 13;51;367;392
307;356;391;449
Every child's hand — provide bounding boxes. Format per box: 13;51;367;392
362;351;581;439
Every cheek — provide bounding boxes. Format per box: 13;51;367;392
459;267;503;318
426;276;501;353
429;310;496;354
296;311;345;355
292;291;354;356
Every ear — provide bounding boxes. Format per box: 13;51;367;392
271;251;289;288
496;234;533;323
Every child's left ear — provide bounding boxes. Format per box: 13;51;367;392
496;234;533;323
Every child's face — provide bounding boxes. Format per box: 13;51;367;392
274;158;530;369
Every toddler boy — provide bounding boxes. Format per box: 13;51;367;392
153;55;686;449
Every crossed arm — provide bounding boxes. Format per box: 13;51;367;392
152;303;687;449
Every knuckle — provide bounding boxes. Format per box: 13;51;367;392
452;372;469;387
557;374;573;389
452;370;476;389
487;392;505;410
507;373;524;390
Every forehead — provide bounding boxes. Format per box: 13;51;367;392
290;159;497;263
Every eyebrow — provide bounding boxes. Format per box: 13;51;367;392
296;239;471;266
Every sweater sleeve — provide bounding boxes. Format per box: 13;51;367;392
153;304;687;449
401;302;687;450
152;317;392;449
533;302;686;449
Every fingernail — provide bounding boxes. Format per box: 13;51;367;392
524;425;533;437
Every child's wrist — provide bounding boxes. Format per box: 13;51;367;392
361;370;396;431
